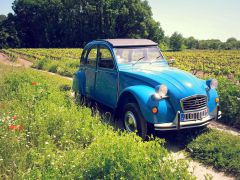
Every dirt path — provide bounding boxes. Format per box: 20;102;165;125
209;120;239;136
0;53;33;67
0;52;238;180
172;152;235;180
0;53;20;67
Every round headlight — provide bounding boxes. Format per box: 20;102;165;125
154;84;168;99
210;79;218;89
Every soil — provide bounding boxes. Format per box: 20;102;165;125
0;52;239;180
0;53;33;67
172;152;234;180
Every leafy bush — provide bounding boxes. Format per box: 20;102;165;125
218;78;240;129
0;65;194;179
187;129;240;176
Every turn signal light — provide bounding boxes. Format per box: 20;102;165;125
152;107;158;114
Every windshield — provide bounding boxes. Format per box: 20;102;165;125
114;46;164;64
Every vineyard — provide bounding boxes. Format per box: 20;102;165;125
2;49;240;129
0;50;240;178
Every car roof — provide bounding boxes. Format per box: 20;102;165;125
98;39;158;47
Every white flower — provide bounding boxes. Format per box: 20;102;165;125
45;142;49;145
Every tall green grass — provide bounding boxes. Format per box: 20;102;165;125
0;65;193;179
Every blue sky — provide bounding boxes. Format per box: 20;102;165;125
1;0;239;41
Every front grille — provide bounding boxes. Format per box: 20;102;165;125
182;108;208;121
181;95;207;111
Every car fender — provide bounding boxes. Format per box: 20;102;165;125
119;85;175;124
72;70;86;95
207;88;219;114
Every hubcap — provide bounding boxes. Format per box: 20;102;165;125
124;111;137;132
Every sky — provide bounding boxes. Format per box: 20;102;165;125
0;0;240;41
148;0;240;41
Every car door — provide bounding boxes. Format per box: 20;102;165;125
85;45;98;98
95;45;118;108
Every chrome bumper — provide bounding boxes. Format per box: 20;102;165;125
154;110;222;131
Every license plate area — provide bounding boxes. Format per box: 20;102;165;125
180;109;208;121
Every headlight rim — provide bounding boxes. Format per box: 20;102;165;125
153;84;168;100
210;78;218;89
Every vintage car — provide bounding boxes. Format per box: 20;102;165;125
73;39;221;139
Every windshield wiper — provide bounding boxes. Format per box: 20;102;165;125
150;55;162;64
132;56;145;66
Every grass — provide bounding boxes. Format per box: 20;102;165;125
3;49;240;129
187;129;240;176
0;64;194;179
0;59;239;178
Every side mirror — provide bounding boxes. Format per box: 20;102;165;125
168;59;175;65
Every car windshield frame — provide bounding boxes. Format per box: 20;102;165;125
113;46;165;65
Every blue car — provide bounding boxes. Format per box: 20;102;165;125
73;39;221;139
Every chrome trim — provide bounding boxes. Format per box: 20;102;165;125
180;95;208;112
218;111;222;119
154;114;215;131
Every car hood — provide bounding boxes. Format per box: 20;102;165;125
119;64;208;111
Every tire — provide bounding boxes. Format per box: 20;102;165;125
74;91;86;105
122;103;148;140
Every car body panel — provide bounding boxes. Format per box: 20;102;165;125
73;39;220;130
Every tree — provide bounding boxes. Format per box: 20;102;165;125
169;32;183;51
10;0;165;48
226;37;238;50
0;13;20;48
184;36;199;49
0;15;7;22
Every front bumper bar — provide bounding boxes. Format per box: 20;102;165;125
154;110;222;131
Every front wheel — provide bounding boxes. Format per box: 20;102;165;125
122;103;148;139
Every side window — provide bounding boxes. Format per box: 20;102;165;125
80;50;87;65
86;46;98;67
98;46;114;69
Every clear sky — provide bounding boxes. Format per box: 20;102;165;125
0;0;240;41
148;0;240;41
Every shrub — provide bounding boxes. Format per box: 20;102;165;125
218;78;240;129
187;129;240;176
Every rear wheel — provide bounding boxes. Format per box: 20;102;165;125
122;103;148;139
74;91;86;105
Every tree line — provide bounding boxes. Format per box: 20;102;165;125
0;0;240;51
163;32;240;51
0;0;164;48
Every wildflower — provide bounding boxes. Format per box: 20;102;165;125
45;142;49;145
8;125;24;131
9;125;16;130
31;82;37;86
12;115;17;120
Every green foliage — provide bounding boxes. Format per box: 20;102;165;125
0;14;20;48
165;50;240;129
218;78;240;129
0;15;7;22
184;36;199;49
170;32;184;51
0;64;193;179
3;48;240;129
187;129;240;176
3;0;164;48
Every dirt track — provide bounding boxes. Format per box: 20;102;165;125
0;52;238;180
